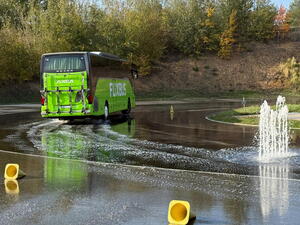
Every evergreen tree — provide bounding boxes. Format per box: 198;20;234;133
250;0;277;41
289;0;300;27
220;0;253;42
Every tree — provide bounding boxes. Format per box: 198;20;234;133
219;0;253;43
122;0;168;75
249;0;277;41
0;27;40;81
274;5;290;40
289;0;300;27
218;9;237;59
275;5;287;25
0;0;23;28
166;0;204;55
166;0;222;55
197;7;221;52
34;0;86;52
0;0;283;81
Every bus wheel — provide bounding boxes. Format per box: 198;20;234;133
104;102;109;120
122;99;131;115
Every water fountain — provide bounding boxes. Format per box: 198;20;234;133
258;96;291;220
259;96;289;161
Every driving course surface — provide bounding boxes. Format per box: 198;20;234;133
0;101;300;225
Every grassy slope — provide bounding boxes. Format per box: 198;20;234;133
136;89;300;101
135;42;300;95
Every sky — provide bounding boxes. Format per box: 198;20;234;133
271;0;293;9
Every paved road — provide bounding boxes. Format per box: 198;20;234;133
0;102;299;225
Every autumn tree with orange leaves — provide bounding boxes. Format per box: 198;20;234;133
275;5;290;39
218;10;237;59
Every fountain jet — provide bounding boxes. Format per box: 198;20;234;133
259;96;289;161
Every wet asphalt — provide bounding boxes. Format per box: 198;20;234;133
0;100;300;225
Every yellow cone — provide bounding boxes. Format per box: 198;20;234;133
168;200;196;225
4;164;26;180
170;112;174;121
170;105;174;114
170;106;174;120
4;179;19;194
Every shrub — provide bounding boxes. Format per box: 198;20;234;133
279;57;300;90
0;27;40;81
0;0;282;81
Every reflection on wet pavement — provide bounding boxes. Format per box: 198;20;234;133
4;116;255;175
1;151;300;225
4;180;19;195
260;163;289;219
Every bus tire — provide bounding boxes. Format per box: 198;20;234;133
104;102;109;120
122;99;131;115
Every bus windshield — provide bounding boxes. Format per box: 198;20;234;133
43;54;86;73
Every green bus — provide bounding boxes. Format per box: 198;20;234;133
40;52;138;119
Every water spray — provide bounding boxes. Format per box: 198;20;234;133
259;96;289;161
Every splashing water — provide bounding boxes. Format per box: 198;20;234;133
259;96;289;161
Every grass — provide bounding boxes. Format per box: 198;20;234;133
210;110;259;125
209;106;259;125
209;104;300;128
289;120;300;128
212;89;300;99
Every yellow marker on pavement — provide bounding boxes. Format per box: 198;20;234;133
170;105;174;120
170;105;174;114
168;200;196;225
4;164;26;180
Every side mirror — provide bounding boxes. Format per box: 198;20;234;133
131;70;138;79
131;64;138;79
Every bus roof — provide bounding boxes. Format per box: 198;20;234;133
42;51;126;62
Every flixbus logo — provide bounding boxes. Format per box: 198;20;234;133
110;83;126;97
56;80;74;84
